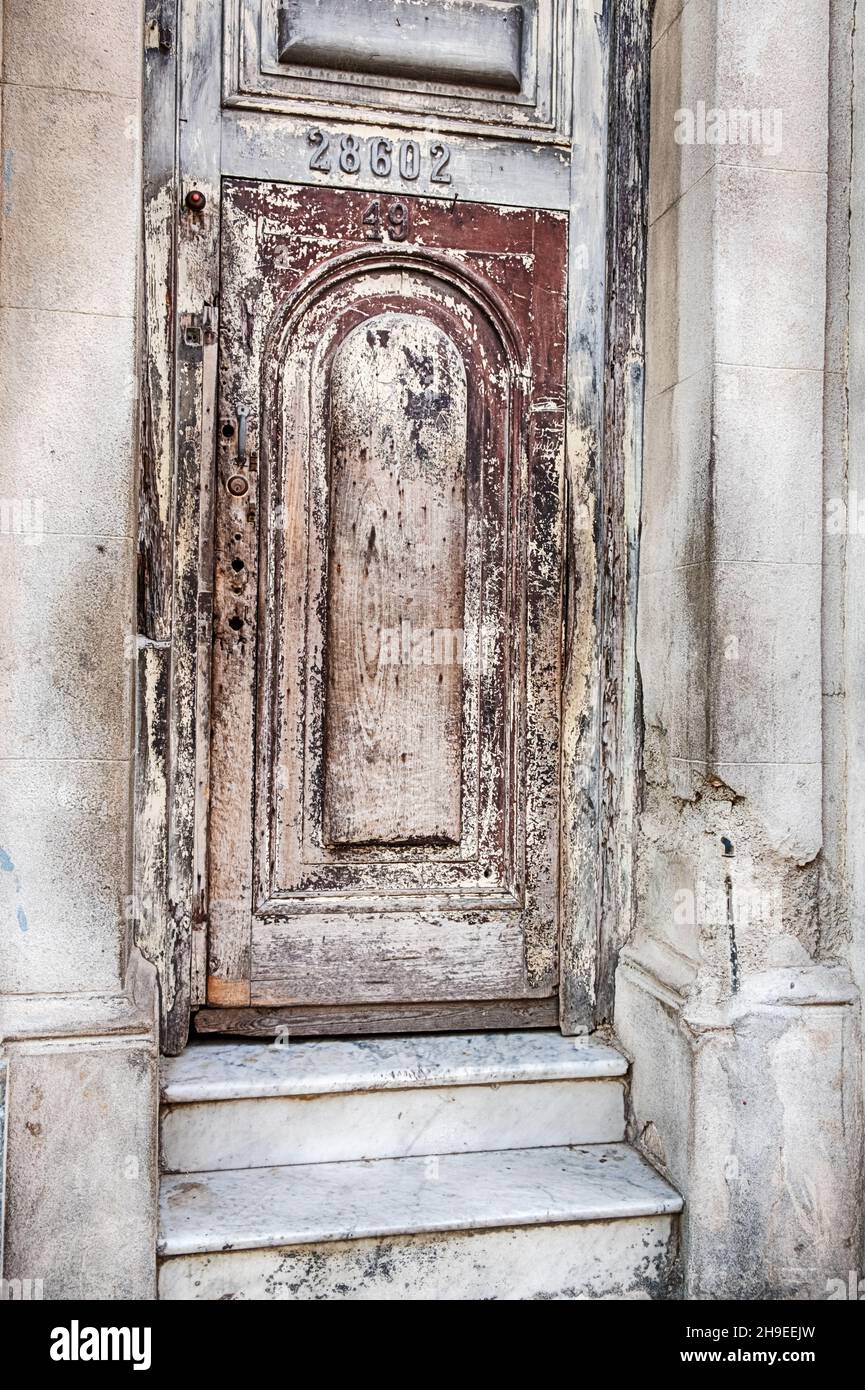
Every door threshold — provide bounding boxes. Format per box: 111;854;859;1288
193;997;560;1040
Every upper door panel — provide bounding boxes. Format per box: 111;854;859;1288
224;0;571;141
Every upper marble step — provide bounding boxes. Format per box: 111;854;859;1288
159;1142;681;1258
161;1030;627;1103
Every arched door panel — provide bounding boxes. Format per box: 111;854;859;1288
208;181;567;1031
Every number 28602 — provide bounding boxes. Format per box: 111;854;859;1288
307;129;452;185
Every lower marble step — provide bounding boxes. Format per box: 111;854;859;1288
158;1143;682;1300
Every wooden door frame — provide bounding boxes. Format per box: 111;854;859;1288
136;0;651;1055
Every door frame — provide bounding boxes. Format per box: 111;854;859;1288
136;0;651;1054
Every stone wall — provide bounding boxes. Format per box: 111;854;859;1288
0;0;157;1299
843;0;865;1230
617;0;864;1298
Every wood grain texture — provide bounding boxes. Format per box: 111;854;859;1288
134;637;170;986
558;0;611;1032
207;183;567;1017
324;313;467;847
139;0;177;642
263;257;506;902
596;0;651;1024
251;912;532;1003
165;0;224;1046
139;1;650;1046
136;6;179;1052
194;997;558;1038
558;0;650;1032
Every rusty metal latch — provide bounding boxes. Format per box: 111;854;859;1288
180;304;216;349
236;407;249;463
145;0;174;54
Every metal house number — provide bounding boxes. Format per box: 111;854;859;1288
307;129;452;184
361;198;410;241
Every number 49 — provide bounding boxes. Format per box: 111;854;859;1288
362;199;410;243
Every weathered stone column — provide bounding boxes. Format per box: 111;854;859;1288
0;0;157;1298
616;0;863;1298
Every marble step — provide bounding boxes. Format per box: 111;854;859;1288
158;1143;683;1300
160;1031;628;1172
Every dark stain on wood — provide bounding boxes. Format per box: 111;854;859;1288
139;0;178;641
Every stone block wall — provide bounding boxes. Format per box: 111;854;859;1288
0;0;158;1300
617;0;864;1299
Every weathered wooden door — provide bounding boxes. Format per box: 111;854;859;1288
140;0;636;1051
206;180;567;1032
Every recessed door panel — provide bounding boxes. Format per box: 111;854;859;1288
323;313;467;849
208;180;567;1026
